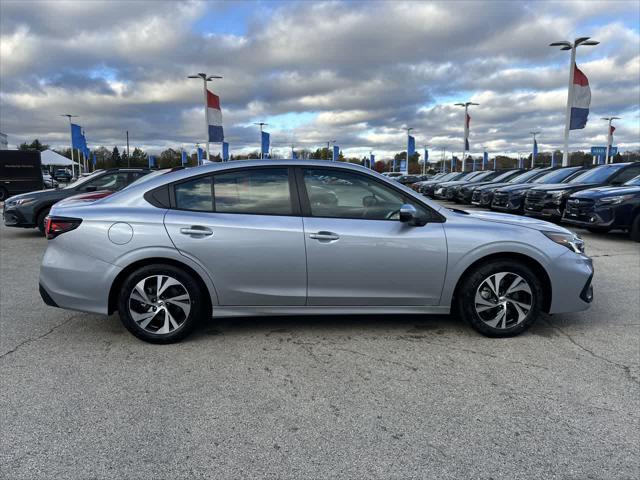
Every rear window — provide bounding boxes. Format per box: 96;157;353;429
175;176;213;211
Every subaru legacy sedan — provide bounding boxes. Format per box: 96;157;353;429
39;161;593;343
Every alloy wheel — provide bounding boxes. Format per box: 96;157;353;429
474;272;533;329
128;275;191;335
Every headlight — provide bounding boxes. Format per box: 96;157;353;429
549;190;567;199
543;231;585;254
597;194;634;205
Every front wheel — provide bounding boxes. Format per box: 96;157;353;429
117;264;205;343
456;260;544;337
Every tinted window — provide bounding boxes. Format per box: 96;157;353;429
303;169;425;220
175;176;213;211
82;172;130;191
533;168;582;184
508;170;543;183
568;165;624;184
612;165;640;184
624;175;640;186
214;168;292;215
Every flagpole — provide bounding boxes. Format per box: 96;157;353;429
60;114;78;179
188;73;222;164
530;131;540;169
602;116;620;164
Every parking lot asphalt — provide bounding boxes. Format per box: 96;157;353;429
1;202;639;480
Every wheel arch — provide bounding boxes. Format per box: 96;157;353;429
108;257;213;316
451;252;552;313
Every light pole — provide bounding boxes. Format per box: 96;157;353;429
405;127;413;174
255;123;268;159
455;101;479;172
549;37;599;166
188;73;223;163
602;116;620;164
530;131;540;169
126;130;130;167
60;114;78;178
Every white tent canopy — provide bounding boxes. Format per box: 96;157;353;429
40;149;78;167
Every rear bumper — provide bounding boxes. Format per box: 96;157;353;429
39;240;122;315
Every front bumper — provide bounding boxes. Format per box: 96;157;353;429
548;251;594;314
2;206;34;228
562;200;622;229
491;193;524;212
524;197;564;220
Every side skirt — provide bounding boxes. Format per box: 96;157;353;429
211;305;451;318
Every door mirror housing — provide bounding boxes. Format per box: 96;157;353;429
399;204;418;224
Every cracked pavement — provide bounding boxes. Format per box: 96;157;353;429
1;207;639;479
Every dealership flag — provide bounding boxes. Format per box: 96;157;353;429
569;64;591;130
533;138;538;158
197;146;204;164
408;135;416;156
291;148;297;160
223;142;230;161
207;90;224;142
149;155;156;168
464;113;470;150
181;149;187;165
370;153;375;169
333;145;340;161
261;132;270;157
483;151;488;169
71;123;83;149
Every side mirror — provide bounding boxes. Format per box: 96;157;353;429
399;204;418;223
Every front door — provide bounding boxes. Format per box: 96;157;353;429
298;168;447;306
164;167;306;306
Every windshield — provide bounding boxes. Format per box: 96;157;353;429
533;168;580;184
460;171;484;181
624;175;640;186
469;171;495;182
63;170;105;189
434;172;458;182
509;169;544;183
124;169;168;189
490;170;519;182
568;165;622;184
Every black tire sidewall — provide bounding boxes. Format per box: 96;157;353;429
117;264;204;344
457;260;544;337
36;208;50;235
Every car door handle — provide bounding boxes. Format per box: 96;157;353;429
180;226;213;237
309;231;340;241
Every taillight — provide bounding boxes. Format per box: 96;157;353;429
45;216;82;239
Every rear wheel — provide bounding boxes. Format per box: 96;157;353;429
36;208;50;235
630;214;640;242
117;264;205;343
456;260;544;337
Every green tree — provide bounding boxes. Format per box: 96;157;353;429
111;146;122;167
19;139;49;151
130;147;147;167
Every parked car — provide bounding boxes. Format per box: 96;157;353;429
524;162;640;222
491;166;586;214
393;174;422;185
3;168;150;234
53;169;73;182
470;168;552;207
434;170;499;201
39;160;593;343
562;175;640;240
456;169;525;204
411;172;447;192
382;172;403;178
0;150;44;201
42;172;59;189
419;172;466;197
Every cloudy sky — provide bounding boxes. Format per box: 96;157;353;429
1;0;638;159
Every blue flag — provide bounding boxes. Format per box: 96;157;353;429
222;142;229;162
197;147;203;164
452;156;457;169
483;151;488;169
533;139;538;159
181;150;187;165
424;148;428;163
392;159;396;172
149;155;156;168
408;135;415;156
370;153;375;169
71;124;83;149
261;131;270;157
332;145;340;161
292;149;297;160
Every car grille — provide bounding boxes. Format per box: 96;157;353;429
493;192;508;206
481;191;493;203
564;198;595;220
526;190;546;202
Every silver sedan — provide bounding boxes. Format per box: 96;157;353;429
39;160;594;343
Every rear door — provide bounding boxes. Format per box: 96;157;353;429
298;167;447;306
164;166;307;306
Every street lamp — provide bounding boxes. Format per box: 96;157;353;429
60;114;78;178
549;37;599;166
601;117;620;164
530;131;540;169
254;123;268;159
454;102;479;172
188;73;223;163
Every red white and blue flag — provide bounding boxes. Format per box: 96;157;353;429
464;113;470;150
570;64;591;130
207;90;224;142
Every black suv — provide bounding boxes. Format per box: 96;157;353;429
523;162;640;222
3;168;150;234
563;175;640;240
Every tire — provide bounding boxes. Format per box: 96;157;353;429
117;264;205;344
36;208;50;235
456;260;544;337
0;187;7;202
630;214;640;242
587;226;611;234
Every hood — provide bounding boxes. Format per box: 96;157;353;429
495;183;536;194
528;182;602;193
437;180;469;187
459;209;572;234
5;188;70;204
471;181;514;192
570;185;640;199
